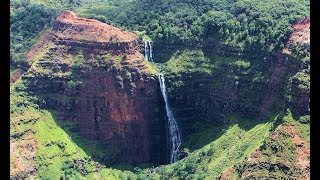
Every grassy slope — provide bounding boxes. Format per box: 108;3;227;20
135;115;275;179
161;49;244;75
233;110;310;179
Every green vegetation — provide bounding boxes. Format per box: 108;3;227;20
33;111;82;179
160;48;266;127
10;0;309;70
10;0;309;179
161;49;250;75
113;55;123;69
10;81;136;179
135;115;275;179
75;0;309;59
233;110;309;179
283;110;310;144
10;0;57;68
11;79;292;179
293;71;310;90
142;61;158;75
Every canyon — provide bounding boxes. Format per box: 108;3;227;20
10;7;309;179
20;11;310;165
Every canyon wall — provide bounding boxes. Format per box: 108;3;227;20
165;59;265;138
17;10;309;166
163;18;309;138
22;11;168;164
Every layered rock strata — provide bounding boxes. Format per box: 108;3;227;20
22;11;168;164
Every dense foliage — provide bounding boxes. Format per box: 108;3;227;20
10;1;57;68
76;0;309;59
10;0;309;179
10;0;309;68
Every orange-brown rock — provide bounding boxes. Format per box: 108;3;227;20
26;10;139;63
22;11;168;164
54;11;138;42
258;18;310;120
219;167;235;180
240;123;309;179
284;18;310;53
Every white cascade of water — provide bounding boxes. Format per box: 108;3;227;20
144;40;149;61
144;39;154;62
148;41;153;62
158;73;182;163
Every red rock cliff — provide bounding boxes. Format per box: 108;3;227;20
258;18;310;120
23;11;168;164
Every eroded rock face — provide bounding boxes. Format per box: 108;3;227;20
22;11;168;164
239;123;310;179
165;62;263;138
285;18;310;118
257;18;310;120
284;18;310;53
68;65;167;163
26;10;139;62
165;18;310;137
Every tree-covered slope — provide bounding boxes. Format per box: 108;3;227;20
10;0;309;179
10;0;309;67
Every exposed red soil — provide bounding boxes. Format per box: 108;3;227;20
246;149;262;163
284;18;310;53
54;11;138;43
10;131;37;177
10;69;23;83
243;123;310;179
26;11;140;64
258;18;310;120
22;10;166;164
283;124;310;179
25;29;53;61
219;167;235;180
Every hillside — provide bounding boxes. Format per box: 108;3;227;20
10;0;309;179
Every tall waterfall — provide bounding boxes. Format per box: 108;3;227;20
158;74;181;163
144;39;153;62
148;41;153;61
144;40;149;61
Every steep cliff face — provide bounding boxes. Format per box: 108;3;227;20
166;64;258;137
234;19;310;179
22;11;167;164
161;19;309;150
257;53;288;121
162;50;267;140
258;18;310;120
285;18;310;118
165;18;309;122
238;119;310;179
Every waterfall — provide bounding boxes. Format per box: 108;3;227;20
148;41;153;62
144;40;149;61
158;74;181;163
144;39;153;62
